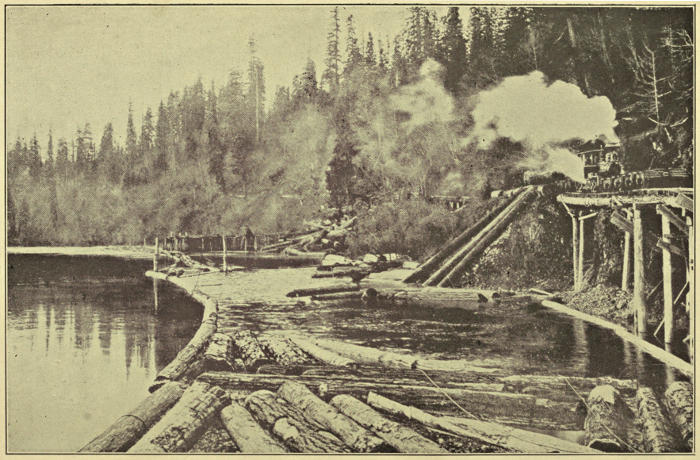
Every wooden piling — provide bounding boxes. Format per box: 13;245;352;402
578;216;585;289
632;207;647;335
222;235;228;274
153;237;159;272
622;210;632;292
659;211;674;344
572;215;579;290
153;278;159;314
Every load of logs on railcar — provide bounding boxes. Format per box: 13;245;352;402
490;141;692;198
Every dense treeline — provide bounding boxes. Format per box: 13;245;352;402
8;7;692;254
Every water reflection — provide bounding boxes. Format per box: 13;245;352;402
7;255;202;453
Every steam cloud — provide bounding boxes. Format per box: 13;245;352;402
469;71;619;182
390;59;455;130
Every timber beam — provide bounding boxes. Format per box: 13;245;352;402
558;190;693;209
657;205;689;235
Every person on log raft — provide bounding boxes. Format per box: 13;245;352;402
244;226;256;252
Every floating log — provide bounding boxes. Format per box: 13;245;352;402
368;286;499;311
129;382;229;453
308;337;502;374
80;381;187;452
583;385;634;452
366;391;597;454
282;336;357;367
540;300;693;377
440;415;600;454
203;333;236;371
244;390;350;453
664;381;693;450
311;291;363;301
287;285;359;298
636;386;677;452
231;330;273;371
499;374;637;398
149;296;217;392
257;334;316;366
330;394;446;453
198;371;582;430
277;381;390;453
259;363;635;400
220;402;287;453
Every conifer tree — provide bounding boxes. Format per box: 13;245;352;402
322;7;342;92
365;32;376;66
438;7;468;94
344;14;362;73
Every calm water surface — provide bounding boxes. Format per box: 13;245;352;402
7;254;202;453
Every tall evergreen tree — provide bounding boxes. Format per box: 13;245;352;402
438;7;468;94
365;32;376;66
154;101;169;173
126;103;138;160
468;7;498;87
344;14;362;73
28;134;41;177
322;7;342;92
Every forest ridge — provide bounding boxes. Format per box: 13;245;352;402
7;7;693;255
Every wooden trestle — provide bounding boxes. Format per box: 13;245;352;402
558;189;694;355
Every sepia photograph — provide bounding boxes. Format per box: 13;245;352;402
5;2;695;454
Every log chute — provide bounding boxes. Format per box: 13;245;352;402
420;187;535;287
403;195;513;284
80;381;187;452
129;382;229;453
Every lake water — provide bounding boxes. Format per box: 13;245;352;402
6;254;203;453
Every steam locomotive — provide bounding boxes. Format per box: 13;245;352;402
534;142;690;195
575;141;691;193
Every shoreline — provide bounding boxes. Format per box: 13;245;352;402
7;245;155;260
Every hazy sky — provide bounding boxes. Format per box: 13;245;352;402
7;5;459;147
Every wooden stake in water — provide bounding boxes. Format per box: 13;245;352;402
222;234;228;274
153;278;159;314
153;237;159;272
622;209;632;292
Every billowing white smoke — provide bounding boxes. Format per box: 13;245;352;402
469;71;619;182
390;59;455;131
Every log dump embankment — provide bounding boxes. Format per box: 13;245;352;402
81;251;693;453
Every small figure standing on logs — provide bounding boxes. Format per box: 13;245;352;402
243;226;256;252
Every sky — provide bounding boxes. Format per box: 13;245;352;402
6;5;460;148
